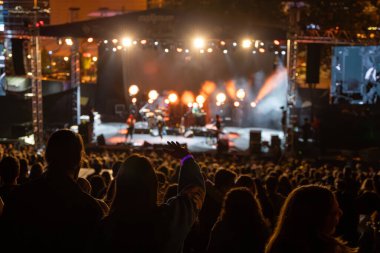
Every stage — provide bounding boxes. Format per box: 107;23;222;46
93;120;284;153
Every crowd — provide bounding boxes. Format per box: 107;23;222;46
0;129;380;253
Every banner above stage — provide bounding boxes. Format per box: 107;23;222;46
40;8;286;40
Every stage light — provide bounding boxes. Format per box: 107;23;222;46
154;41;159;46
148;90;159;100
87;37;94;43
140;39;147;45
234;101;240;107
216;92;226;104
281;51;286;55
187;102;193;108
129;84;139;96
252;50;257;54
63;56;69;61
193;102;199;109
207;48;213;53
200;49;205;54
122;37;132;47
250;101;257;108
242;39;252;48
103;40;108;44
220;40;226;46
199;103;204;108
164;48;169;53
164;99;169;104
274;40;280;46
132;97;137;104
133;40;138;45
92;56;98;62
260;42;264;46
112;39;118;44
112;47;117;52
223;49;228;54
65;38;73;46
275;51;279;55
185;49;190;53
196;95;206;104
232;42;238;47
168;93;178;103
117;45;122;50
193;37;205;49
148;99;154;104
259;48;265;53
27;54;31;59
236;89;246;100
216;101;221;107
176;48;183;53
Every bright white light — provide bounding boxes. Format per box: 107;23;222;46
193;102;199;108
250;101;257;108
112;48;117;52
216;101;221;107
196;95;206;105
187;102;193;108
164;48;169;53
24;93;34;97
104;40;108;44
92;56;98;62
185;49;190;53
200;49;205;54
63;56;69;61
65;38;73;46
281;50;286;55
122;37;132;47
168;93;178;103
87;37;94;43
27;54;31;59
27;72;33;76
220;41;226;46
242;39;252;48
232;42;238;47
148;90;159;100
207;48;213;53
259;48;265;53
141;39;147;45
129;84;139;96
112;39;118;44
133;40;138;45
193;37;206;49
148;99;154;104
234;101;240;107
154;41;159;46
252;50;257;54
117;45;122;50
132;97;137;104
176;48;183;53
223;49;228;54
216;93;226;104
236;89;246;100
164;99;170;104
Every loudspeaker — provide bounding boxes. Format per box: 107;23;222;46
306;44;321;84
217;139;229;153
271;135;281;148
11;39;26;76
249;131;261;154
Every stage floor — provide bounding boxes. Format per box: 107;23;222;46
93;121;284;153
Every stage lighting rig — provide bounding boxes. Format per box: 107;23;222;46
242;39;252;48
122;37;133;47
148;90;159;100
193;37;206;49
129;84;139;96
196;95;206;105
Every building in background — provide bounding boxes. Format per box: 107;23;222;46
49;0;147;24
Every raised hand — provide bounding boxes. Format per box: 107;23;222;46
165;141;190;159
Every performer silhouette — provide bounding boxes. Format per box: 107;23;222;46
126;114;136;142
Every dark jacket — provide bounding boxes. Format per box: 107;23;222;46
1;171;104;253
88;157;205;253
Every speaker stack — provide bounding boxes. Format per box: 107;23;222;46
249;131;262;155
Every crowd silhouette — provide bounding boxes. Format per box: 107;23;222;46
0;129;380;253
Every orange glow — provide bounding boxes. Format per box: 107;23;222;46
181;91;195;105
255;68;287;103
200;81;216;96
226;80;236;99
